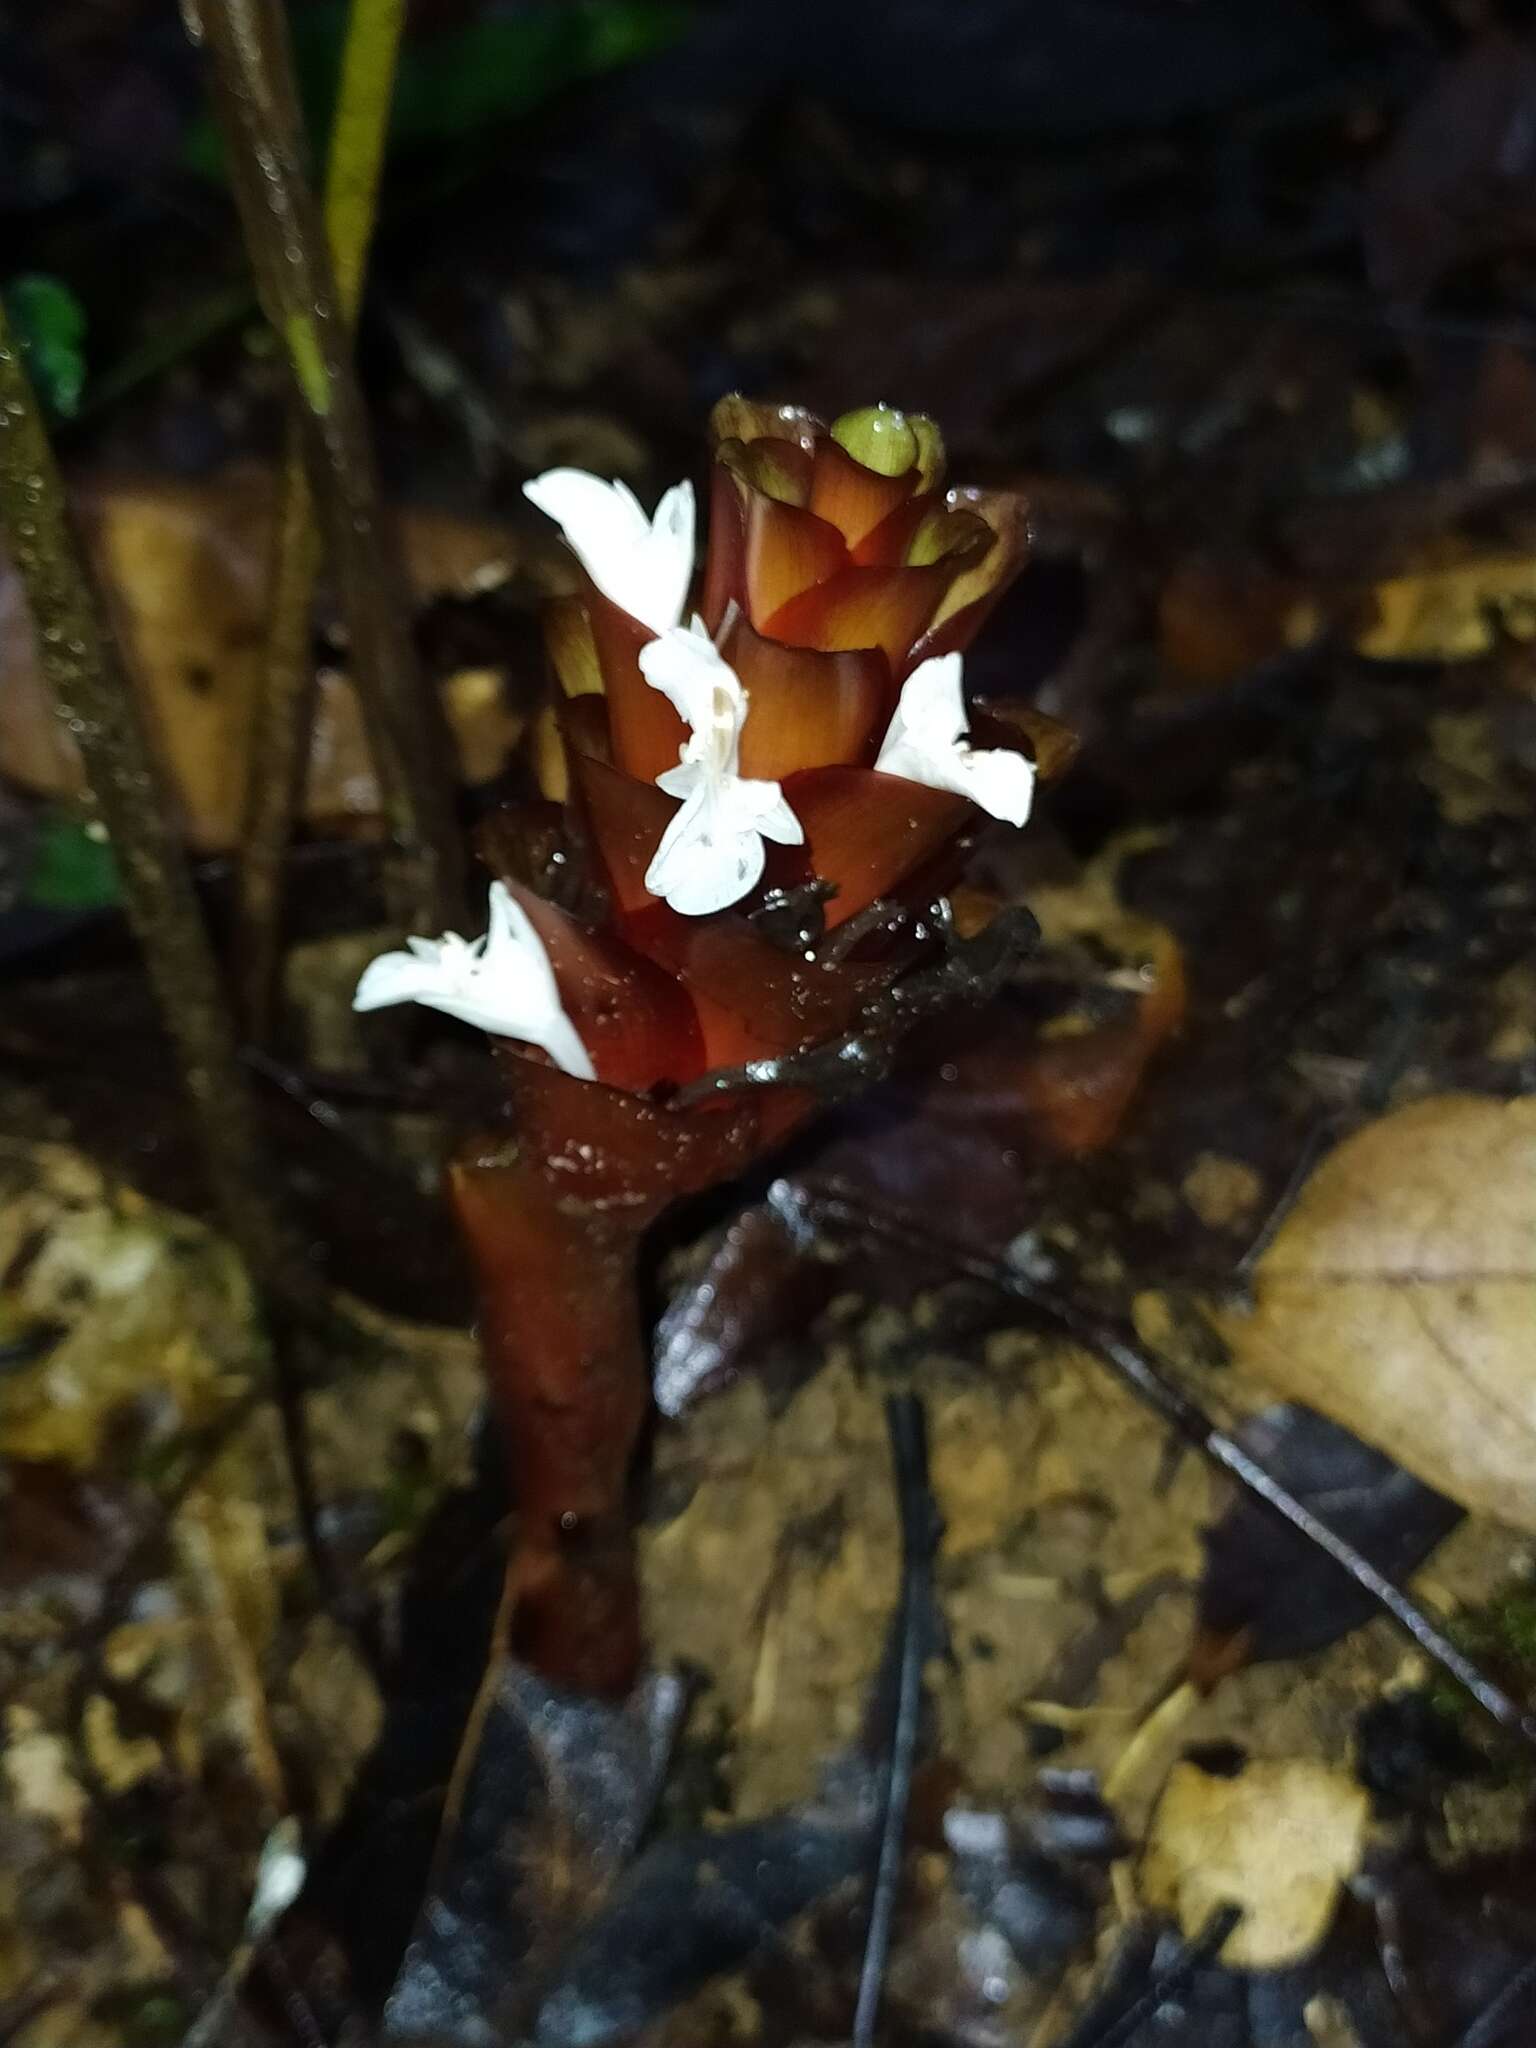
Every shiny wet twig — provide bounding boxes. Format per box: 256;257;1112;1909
185;0;462;944
238;0;407;1039
0;297;297;1299
776;1185;1536;1752
1057;1904;1243;2048
852;1395;943;2048
1453;1950;1536;2048
241;1044;486;1124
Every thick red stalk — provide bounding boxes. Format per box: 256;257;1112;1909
448;1066;761;1695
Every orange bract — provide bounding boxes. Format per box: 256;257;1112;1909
492;399;1037;1101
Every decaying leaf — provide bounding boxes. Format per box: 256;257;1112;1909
0;1140;257;1468
533;1811;869;2048
0;472;528;850
1192;1404;1464;1684
382;1661;687;2045
1138;1757;1369;1970
1217;1096;1536;1532
1356;552;1536;663
1156;553;1320;692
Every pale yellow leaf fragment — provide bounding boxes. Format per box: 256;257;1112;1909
1358;554;1536;661
2;1707;89;1845
1139;1758;1368;1968
1217;1095;1536;1530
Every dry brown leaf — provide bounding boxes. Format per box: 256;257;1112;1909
1217;1095;1536;1530
1156;553;1320;692
0;471;527;849
1357;552;1536;662
1138;1756;1368;1968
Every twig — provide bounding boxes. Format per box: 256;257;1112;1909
237;0;407;1037
852;1395;942;2048
0;300;297;1298
186;0;462;945
237;430;322;1037
267;1306;387;1677
1453;1951;1536;2048
776;1185;1536;1751
1057;1904;1243;2048
241;1044;494;1123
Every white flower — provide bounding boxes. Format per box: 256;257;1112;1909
639;619;804;917
875;652;1035;828
522;467;694;636
353;881;594;1079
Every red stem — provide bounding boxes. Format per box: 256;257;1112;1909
449;1063;766;1696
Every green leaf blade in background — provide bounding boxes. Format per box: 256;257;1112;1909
3;275;87;420
182;0;695;179
25;811;122;912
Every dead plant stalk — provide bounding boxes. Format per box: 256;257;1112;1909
187;0;462;952
237;0;407;1036
0;304;293;1291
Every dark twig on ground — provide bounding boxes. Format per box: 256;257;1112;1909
186;0;462;946
1058;1905;1244;2048
1453;1950;1536;2048
777;1185;1536;1751
852;1395;943;2048
0;298;297;1299
237;0;406;1038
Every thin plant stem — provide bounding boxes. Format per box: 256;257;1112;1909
852;1396;940;2048
186;0;461;945
237;0;407;1036
0;303;297;1297
240;424;320;1035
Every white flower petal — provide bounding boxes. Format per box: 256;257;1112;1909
352;881;595;1079
646;788;767;917
753;786;807;848
523;468;694;636
639;617;744;750
353;947;450;1013
948;744;1036;828
884;651;969;751
638;622;804;915
876;653;1036;829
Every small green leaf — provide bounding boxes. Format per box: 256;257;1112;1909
3;274;87;419
27;812;121;911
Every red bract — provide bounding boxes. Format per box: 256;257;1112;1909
442;398;1054;1696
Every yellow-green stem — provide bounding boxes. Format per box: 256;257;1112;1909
190;0;461;977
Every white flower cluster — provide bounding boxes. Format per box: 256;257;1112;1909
526;468;1034;915
353;468;1035;1055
